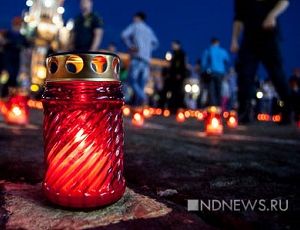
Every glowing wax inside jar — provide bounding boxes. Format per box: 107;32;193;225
4;95;29;125
205;114;223;135
142;108;151;118
163;109;170;117
227;111;238;128
132;112;144;126
176;112;185;123
122;106;131;116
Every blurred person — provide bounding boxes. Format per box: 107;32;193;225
121;12;159;106
289;68;300;89
193;59;203;108
262;79;276;114
227;67;238;110
158;66;170;108
1;17;28;98
0;31;5;73
221;76;231;112
71;0;104;51
289;68;300;122
231;0;291;124
202;37;230;106
168;40;187;112
194;59;202;79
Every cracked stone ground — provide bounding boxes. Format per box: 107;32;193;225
0;109;299;229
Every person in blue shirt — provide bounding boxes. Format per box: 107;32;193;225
121;12;159;106
202;38;230;106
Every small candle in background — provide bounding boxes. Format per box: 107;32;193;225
4;92;29;126
132;112;144;127
196;111;205;121
163;109;170;117
122;106;131;117
205;107;223;135
176;111;185;123
227;111;238;128
143;107;151;118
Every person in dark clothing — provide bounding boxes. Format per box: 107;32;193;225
231;0;291;124
72;0;104;51
168;40;187;113
158;66;170;108
1;17;28;98
289;68;300;122
0;32;5;73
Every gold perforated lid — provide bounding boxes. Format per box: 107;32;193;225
46;52;121;82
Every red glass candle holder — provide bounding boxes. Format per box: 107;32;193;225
226;111;238;128
132;112;144;127
205;107;223;135
4;89;29;125
163;109;170;117
42;52;125;208
142;107;151;118
122;105;131;117
176;110;185;123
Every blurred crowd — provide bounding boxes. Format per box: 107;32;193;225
0;0;299;124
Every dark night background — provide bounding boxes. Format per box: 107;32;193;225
0;0;299;78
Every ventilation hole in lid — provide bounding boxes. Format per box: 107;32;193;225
48;57;58;74
65;55;84;74
91;56;107;74
112;57;120;75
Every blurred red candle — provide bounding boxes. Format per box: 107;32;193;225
155;108;162;116
163;109;170;117
122;105;131;116
205;107;223;135
272;114;281;123
4;92;29;125
132;112;144;127
143;107;151;118
184;110;191;118
227;111;238;128
0;100;5;114
176;111;185;123
42;53;125;208
196;111;205;121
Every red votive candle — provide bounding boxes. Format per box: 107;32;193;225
205;107;223;135
132;112;144;127
42;52;125;208
4;89;29;125
227;111;238;128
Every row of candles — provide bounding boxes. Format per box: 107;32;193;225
124;105;236;135
0;96;285;131
122;106;290;134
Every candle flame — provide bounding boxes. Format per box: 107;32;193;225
211;117;219;128
229;117;236;124
176;112;185;122
122;106;130;116
143;108;151;118
12;106;22;116
163;109;170;117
